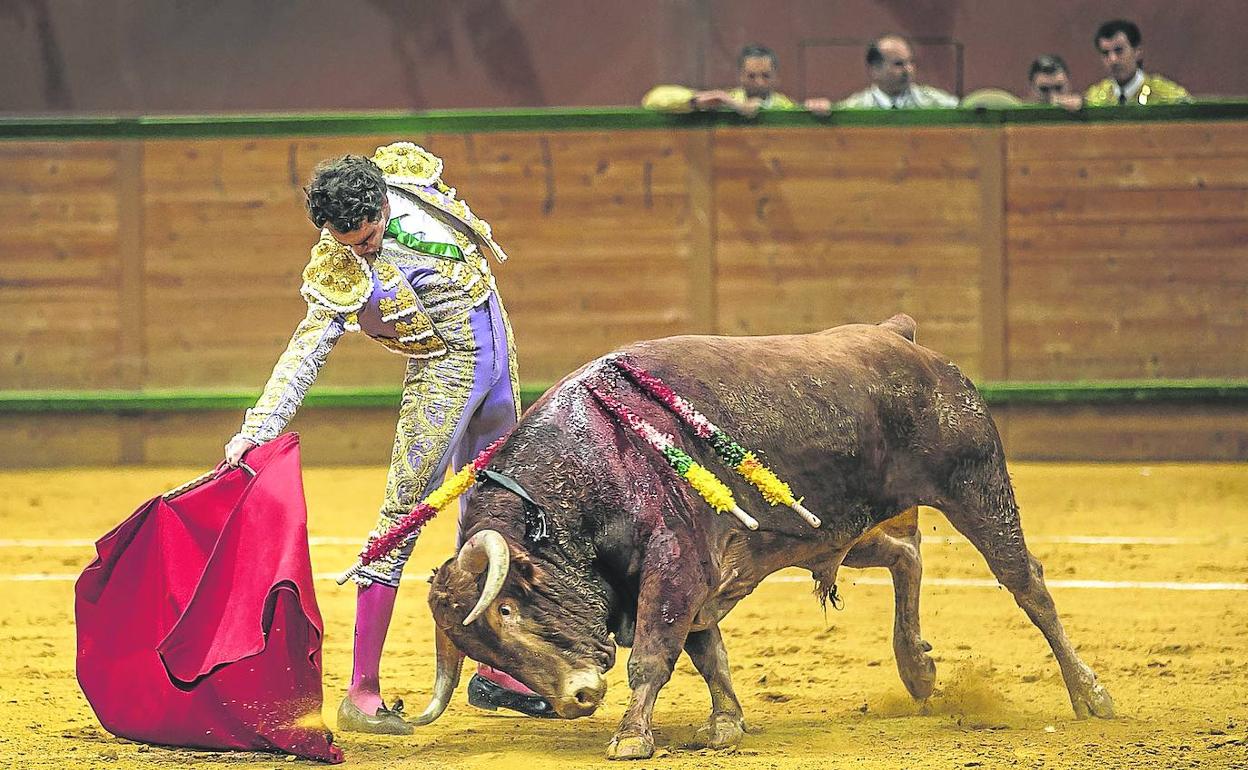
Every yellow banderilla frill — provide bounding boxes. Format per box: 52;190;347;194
684;462;759;530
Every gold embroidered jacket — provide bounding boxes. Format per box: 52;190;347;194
1084;73;1191;106
238;142;507;443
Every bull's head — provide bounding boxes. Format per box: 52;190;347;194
416;529;616;723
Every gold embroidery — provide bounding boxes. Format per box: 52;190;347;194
375;260;403;290
452;230;477;256
379;285;420;322
432;258;492;307
395;314;435;340
300;231;371;312
356;336;475;585
240;305;343;442
375;334;448;359
371;142;444;187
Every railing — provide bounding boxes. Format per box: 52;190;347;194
4;102;1248;141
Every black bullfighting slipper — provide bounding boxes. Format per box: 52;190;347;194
467;673;557;718
336;696;414;735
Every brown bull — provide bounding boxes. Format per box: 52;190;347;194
415;315;1114;759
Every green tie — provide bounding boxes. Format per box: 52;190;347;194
385;218;465;262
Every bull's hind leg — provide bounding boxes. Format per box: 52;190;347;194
938;455;1115;719
842;506;936;700
685;623;746;749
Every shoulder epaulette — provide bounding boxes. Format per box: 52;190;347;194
371;142;444;187
300;230;372;313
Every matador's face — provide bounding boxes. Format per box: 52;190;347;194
328;198;391;261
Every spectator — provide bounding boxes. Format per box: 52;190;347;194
1084;20;1191;105
837;35;958;109
1028;54;1084;110
643;44;806;118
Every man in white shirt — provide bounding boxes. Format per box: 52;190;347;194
837;35;959;109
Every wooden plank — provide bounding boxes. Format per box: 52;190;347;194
0;142;124;390
1008;122;1248;161
1008;221;1248;256
1004;123;1248;381
1010;155;1248;191
115;142;146;463
685;130;716;334
712;126;985;377
137;409;397;467
1008;187;1247;224
0;414;124;467
713;126;985;175
998;404;1248;461
975;129;1007;380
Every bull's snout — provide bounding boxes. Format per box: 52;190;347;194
552;670;607;719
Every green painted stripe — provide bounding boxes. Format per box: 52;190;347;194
2;380;1245;414
981;379;1248;404
0;385;547;412
3;102;1248;141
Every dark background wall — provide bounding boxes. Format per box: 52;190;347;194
2;0;1243;115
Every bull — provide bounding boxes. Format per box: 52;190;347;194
413;315;1115;759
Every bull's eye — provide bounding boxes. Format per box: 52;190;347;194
499;605;513;617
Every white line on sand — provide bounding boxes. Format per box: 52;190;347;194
765;575;1248;592
12;572;1248;591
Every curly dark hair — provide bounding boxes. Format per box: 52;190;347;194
304;155;387;232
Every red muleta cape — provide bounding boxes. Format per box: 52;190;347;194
75;433;344;762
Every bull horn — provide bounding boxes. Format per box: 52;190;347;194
457;529;510;626
411;623;464;726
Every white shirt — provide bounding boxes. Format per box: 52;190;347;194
838;83;959;109
1111;70;1147;104
386;188;458;245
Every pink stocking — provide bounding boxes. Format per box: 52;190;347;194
347;582;398;714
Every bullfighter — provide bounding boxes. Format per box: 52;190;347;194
223;143;551;733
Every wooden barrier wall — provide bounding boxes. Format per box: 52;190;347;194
2;119;1246;464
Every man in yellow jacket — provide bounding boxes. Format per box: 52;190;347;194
1085;19;1191;106
643;43;804;118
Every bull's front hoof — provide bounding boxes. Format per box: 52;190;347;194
606;732;654;760
1071;682;1115;720
896;639;937;701
694;714;745;749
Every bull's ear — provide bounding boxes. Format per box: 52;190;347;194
509;550;546;592
511;549;534;575
427;560;474;619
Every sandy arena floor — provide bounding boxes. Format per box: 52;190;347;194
0;462;1245;769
